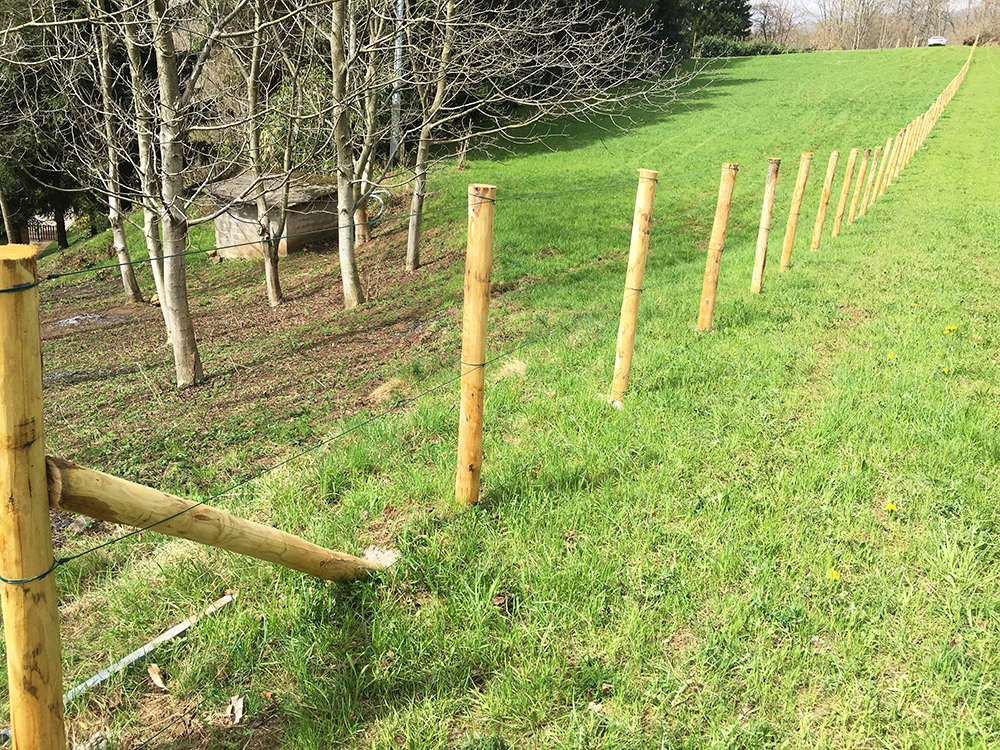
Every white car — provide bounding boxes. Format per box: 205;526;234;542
928;36;947;46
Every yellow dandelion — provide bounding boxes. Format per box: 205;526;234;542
885;503;897;512
887;353;895;359
827;569;841;581
942;367;949;374
911;302;919;307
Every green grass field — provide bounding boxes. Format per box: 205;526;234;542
7;45;1000;748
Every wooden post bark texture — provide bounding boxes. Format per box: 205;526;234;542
610;169;658;406
0;246;66;750
880;133;901;196
698;163;738;332
811;151;839;252
860;145;882;217
751;158;780;293
848;148;870;225
456;184;496;504
832;148;858;237
780;152;812;271
45;457;382;581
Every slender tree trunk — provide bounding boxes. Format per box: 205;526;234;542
247;0;283;307
109;202;143;302
95;3;143;303
149;0;203;386
406;131;431;271
0;183;13;243
405;0;455;272
55;209;68;249
354;160;371;245
123;19;171;337
332;0;364;309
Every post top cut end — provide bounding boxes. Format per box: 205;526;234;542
0;245;39;261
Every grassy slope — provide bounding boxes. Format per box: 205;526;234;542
7;46;1000;748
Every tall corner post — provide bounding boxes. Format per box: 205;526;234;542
0;246;66;750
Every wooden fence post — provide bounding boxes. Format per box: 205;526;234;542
868;138;892;210
0;245;66;750
779;152;812;272
810;151;839;252
456;184;496;505
903;119;916;166
609;168;658;407
751;158;780;293
697;163;738;332
859;145;881;218
890;126;909;183
880;132;902;196
848;148;870;225
832;148;858;237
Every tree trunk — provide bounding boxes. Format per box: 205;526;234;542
406;131;432;271
262;240;283;307
0;183;13;242
332;1;364;309
110;209;143;303
123;19;171;337
149;0;203;387
405;0;455;272
247;0;283;308
96;0;143;303
354;204;371;244
55;209;68;249
354;158;372;244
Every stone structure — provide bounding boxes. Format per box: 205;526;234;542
208;174;338;259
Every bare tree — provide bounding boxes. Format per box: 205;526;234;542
89;0;143;303
395;0;691;271
812;0;957;48
753;0;805;43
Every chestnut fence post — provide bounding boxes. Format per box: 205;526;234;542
832;148;858;237
455;184;496;506
848;148;870;225
890;126;909;184
698;163;739;332
859;145;881;217
780;152;812;272
751;158;780;293
609;168;658;407
0;245;66;750
866;136;892;209
880;131;902;196
811;151;839;252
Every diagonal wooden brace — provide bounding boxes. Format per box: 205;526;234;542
46;457;383;581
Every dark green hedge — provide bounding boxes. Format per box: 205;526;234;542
697;36;812;57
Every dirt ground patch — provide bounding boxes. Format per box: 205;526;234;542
38;217;466;503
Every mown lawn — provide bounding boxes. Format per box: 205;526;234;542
5;45;1000;748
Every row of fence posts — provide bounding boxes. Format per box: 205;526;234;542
0;41;978;750
455;39;977;503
